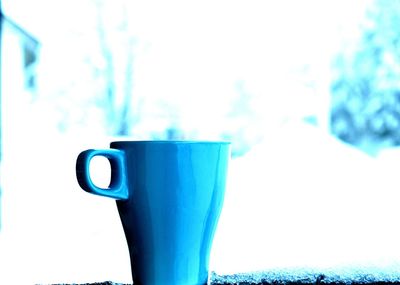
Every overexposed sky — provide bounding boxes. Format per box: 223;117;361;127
3;0;372;136
3;0;369;44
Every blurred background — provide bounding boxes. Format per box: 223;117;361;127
1;0;400;284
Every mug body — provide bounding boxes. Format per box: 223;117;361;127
112;141;230;285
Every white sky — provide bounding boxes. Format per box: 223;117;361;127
1;0;374;145
3;1;371;134
3;0;369;43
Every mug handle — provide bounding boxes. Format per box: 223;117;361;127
76;149;129;200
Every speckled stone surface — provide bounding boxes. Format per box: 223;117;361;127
210;270;400;284
49;268;400;284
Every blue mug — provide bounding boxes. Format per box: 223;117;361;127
76;141;230;285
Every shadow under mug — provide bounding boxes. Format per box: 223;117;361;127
76;141;230;285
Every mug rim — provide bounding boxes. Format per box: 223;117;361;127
110;140;231;146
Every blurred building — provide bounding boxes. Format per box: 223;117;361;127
0;7;39;228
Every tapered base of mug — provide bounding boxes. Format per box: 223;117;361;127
132;277;208;285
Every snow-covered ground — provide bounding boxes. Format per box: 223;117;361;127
1;121;400;284
0;134;132;284
212;122;400;273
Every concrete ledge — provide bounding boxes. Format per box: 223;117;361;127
48;269;400;285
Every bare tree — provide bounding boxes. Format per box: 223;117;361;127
93;0;137;136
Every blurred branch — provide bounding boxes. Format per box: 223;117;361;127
93;0;136;136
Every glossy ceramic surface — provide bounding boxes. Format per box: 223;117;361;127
76;141;230;285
